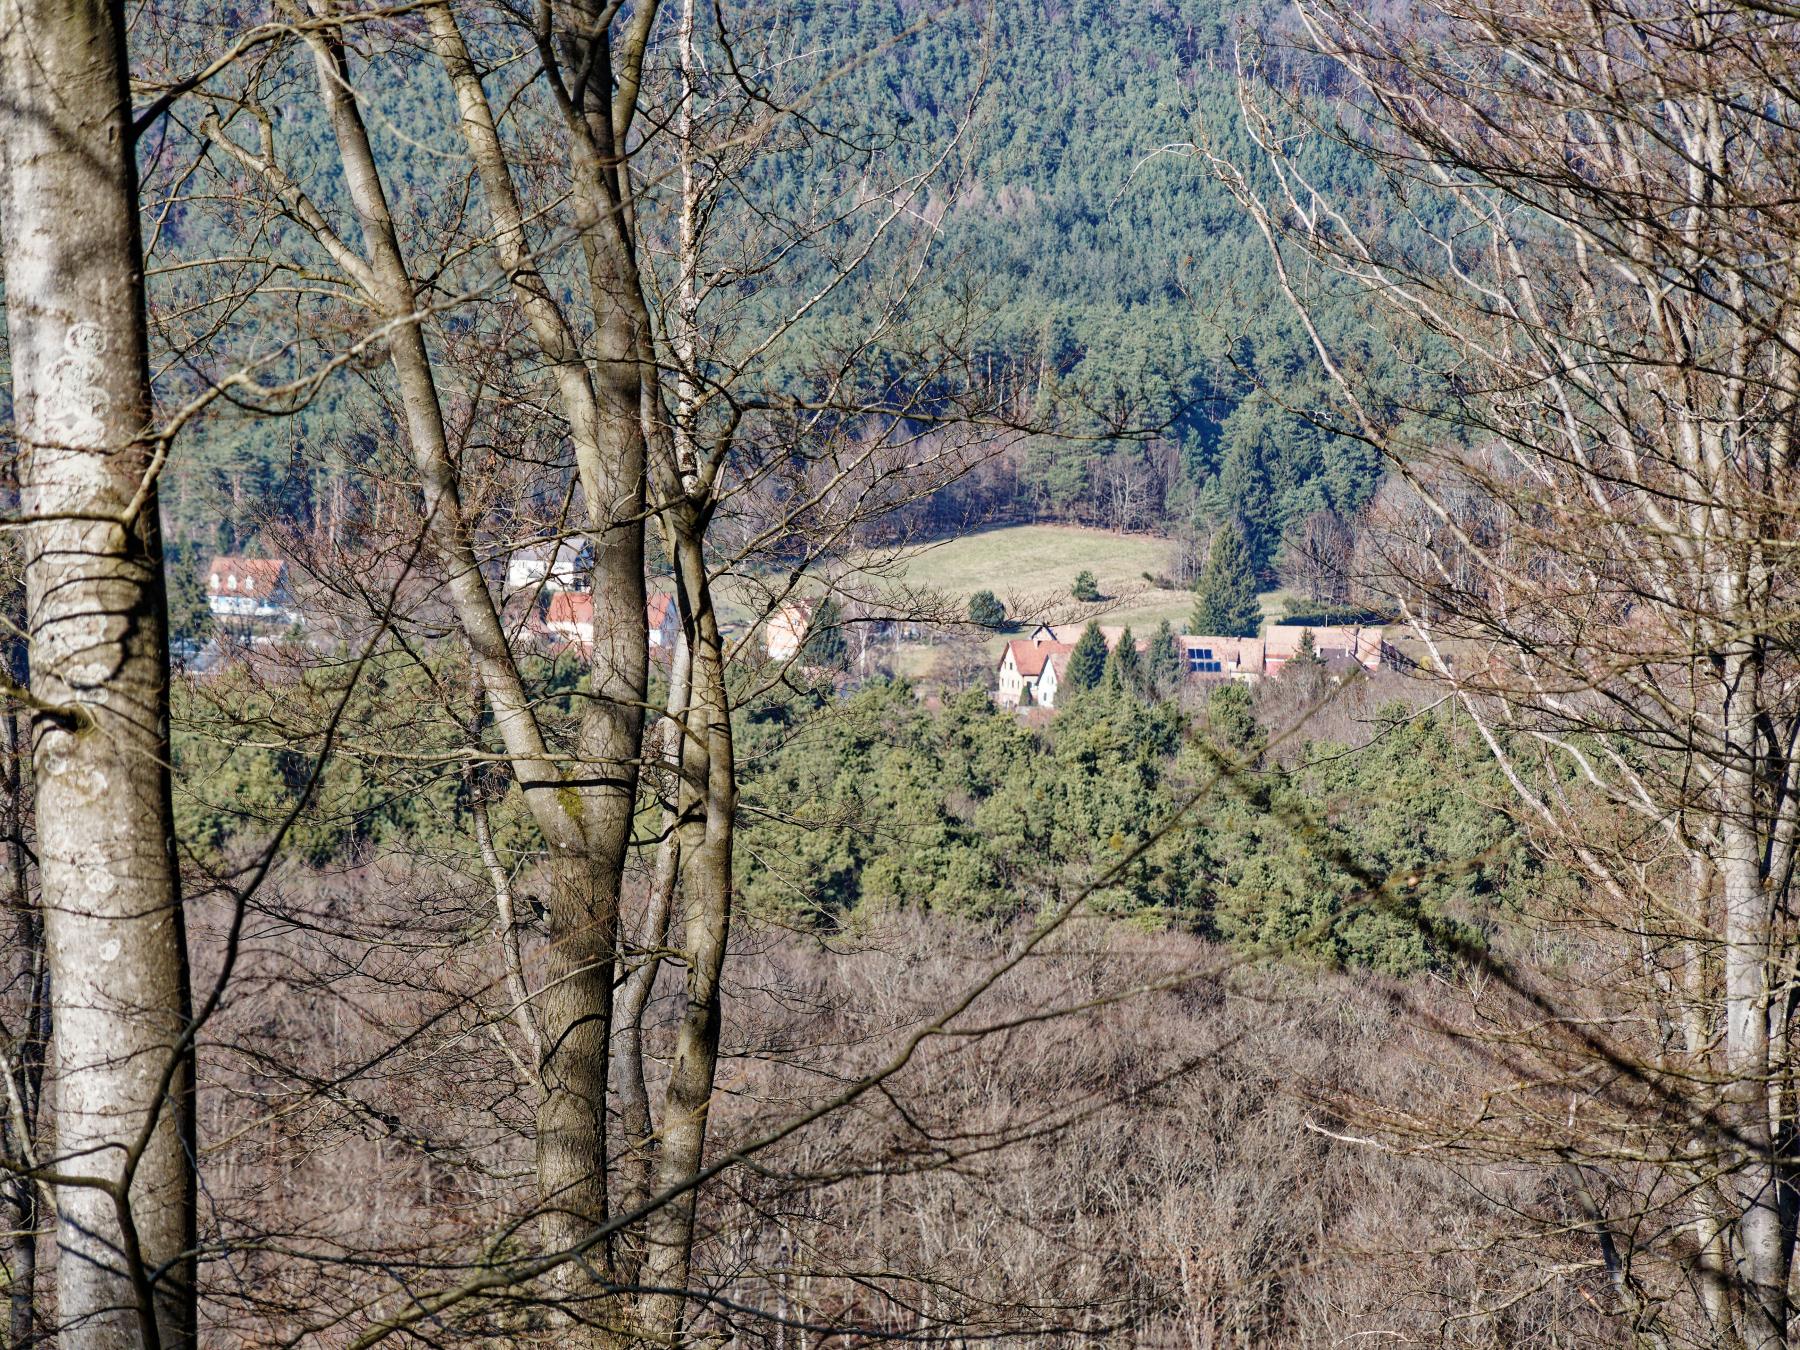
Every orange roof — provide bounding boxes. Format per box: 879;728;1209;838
1033;624;1157;653
648;592;676;627
1004;639;1073;678
1179;634;1265;671
543;592;594;626
1263;625;1382;667
207;556;285;595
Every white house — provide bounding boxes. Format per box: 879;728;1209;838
507;538;590;594
995;639;1074;709
648;591;680;650
996;622;1389;711
1034;648;1071;708
529;591;685;659
206;557;299;627
764;600;817;662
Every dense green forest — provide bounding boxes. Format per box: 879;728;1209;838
767;1;1395;563
176;650;1531;976
155;0;1392;579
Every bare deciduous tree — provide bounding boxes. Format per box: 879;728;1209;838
1206;1;1800;1343
0;1;194;1343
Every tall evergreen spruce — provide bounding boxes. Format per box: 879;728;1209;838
804;597;849;669
1191;526;1262;638
969;589;1006;629
1066;622;1108;691
1147;619;1182;694
1107;626;1144;695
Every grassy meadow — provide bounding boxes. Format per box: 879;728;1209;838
837;524;1293;677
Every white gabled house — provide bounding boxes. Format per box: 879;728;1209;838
207;557;300;628
995;622;1388;710
995;638;1075;709
506;538;591;595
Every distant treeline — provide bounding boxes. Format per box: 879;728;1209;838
175;649;1544;978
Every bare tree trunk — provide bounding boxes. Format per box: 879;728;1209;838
0;3;195;1344
638;527;735;1341
424;4;661;1293
286;19;626;1296
617;630;690;1240
1723;651;1788;1348
3;708;45;1346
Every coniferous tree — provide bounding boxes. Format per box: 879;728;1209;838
165;539;214;650
1072;569;1101;602
1147;618;1183;695
1066;622;1108;690
804;597;850;669
1191;525;1262;637
969;589;1006;629
1107;625;1144;695
1291;627;1320;667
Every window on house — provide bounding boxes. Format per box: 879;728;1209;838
1186;647;1222;674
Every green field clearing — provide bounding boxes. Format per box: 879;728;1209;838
875;524;1170;600
710;525;1300;676
842;525;1294;676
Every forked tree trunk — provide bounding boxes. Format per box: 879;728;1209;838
284;12;649;1330
637;525;736;1341
291;17;621;1271
0;1;195;1344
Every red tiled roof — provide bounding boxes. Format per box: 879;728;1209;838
207;557;285;596
1033;624;1157;654
1004;639;1073;678
543;592;594;626
648;592;676;627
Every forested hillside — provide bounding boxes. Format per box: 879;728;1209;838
157;0;1390;578
768;0;1392;563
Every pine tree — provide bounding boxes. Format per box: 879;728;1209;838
1146;619;1182;694
165;540;214;650
969;589;1006;629
1072;569;1101;602
1191;526;1262;638
1066;622;1108;691
1106;625;1144;695
803;597;849;669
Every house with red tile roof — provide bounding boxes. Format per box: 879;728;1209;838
1028;623;1146;652
995;638;1074;708
997;622;1387;709
206;557;298;628
1261;624;1383;677
535;590;595;654
528;590;685;658
648;591;680;650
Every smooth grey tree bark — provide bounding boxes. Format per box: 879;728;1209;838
0;1;196;1344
